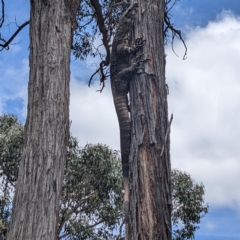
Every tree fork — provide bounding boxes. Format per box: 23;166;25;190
7;0;80;239
128;0;172;239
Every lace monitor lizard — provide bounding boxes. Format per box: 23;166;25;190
110;2;144;224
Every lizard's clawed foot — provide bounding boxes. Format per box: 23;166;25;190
132;37;145;52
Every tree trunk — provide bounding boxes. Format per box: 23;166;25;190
128;0;172;239
7;1;79;239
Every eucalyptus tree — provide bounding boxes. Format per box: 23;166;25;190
124;0;171;237
0;114;208;240
171;169;209;240
3;0;81;238
0;114;124;240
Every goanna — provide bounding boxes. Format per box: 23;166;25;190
110;2;143;223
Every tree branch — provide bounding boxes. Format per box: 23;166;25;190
0;0;4;28
58;218;105;239
59;232;70;239
57;191;97;235
89;219;105;228
88;0;112;91
0;20;29;51
164;1;187;60
116;219;124;240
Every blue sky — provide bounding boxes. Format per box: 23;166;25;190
1;1;240;239
171;0;240;28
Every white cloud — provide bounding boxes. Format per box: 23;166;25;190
166;12;240;209
70;75;120;151
0;58;28;118
171;3;193;18
205;221;217;231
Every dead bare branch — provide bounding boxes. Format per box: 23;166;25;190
87;0;112;91
0;20;29;51
164;12;187;60
80;13;95;29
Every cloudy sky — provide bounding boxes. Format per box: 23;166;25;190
1;0;240;239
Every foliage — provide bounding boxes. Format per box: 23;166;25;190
0;178;11;240
0;114;208;239
73;0;186;60
0;114;23;185
59;140;123;239
171;169;209;240
73;0;128;61
0;114;124;240
0;114;22;239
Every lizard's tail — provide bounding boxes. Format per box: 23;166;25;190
114;94;131;228
114;94;131;179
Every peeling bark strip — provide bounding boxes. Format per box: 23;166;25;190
7;1;80;239
128;0;172;239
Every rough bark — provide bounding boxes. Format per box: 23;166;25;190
7;1;79;239
128;0;172;239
